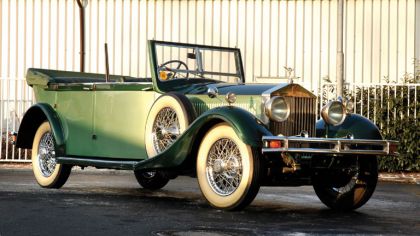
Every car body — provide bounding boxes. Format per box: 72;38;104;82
16;40;398;210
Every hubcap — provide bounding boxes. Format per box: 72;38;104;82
37;132;56;177
152;107;181;154
206;138;242;196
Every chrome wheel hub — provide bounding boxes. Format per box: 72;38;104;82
152;107;180;153
206;138;242;196
37;132;56;177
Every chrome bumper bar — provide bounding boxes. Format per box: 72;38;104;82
262;136;399;156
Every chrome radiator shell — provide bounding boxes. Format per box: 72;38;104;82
269;96;316;137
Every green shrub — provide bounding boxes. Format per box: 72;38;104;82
346;76;419;172
374;82;420;172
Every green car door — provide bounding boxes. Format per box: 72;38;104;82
92;83;157;159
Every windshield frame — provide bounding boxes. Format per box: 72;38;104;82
148;40;245;93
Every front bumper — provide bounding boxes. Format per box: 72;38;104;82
262;136;399;156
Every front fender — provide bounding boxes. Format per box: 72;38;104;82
196;106;273;147
316;113;383;140
135;106;271;170
16;103;65;150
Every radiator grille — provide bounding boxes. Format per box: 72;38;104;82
269;97;316;137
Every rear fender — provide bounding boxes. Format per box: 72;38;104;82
16;103;65;151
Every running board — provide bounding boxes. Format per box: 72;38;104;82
56;156;140;170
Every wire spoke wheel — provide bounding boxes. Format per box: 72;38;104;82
152;107;180;153
206;138;243;196
145;93;195;158
38;132;57;177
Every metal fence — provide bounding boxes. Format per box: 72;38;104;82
320;82;420;129
0;78;33;162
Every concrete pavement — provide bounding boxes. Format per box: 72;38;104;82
2;163;419;184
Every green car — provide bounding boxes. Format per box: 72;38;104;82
15;40;398;210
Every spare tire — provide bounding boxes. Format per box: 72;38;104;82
144;92;196;158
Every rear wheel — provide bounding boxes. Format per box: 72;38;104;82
312;156;378;211
134;171;170;190
196;123;261;210
32;122;71;188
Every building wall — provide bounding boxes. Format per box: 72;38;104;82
0;0;419;161
0;0;418;94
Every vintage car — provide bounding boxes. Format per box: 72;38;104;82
15;40;398;210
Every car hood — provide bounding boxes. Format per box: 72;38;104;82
188;83;316;98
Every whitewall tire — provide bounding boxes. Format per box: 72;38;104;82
32;122;71;188
196;123;261;210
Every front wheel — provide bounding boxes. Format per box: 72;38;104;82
196;123;261;210
312;156;378;211
32;122;71;188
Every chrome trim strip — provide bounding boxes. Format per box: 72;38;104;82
53;82;152;86
262;136;399;155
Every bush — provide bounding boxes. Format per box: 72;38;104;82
374;82;420;172
346;76;419;172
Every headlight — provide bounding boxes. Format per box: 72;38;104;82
264;96;290;122
321;100;346;126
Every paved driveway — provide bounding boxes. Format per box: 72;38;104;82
0;168;419;235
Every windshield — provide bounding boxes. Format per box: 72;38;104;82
153;42;244;84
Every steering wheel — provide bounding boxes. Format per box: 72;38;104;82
157;60;189;81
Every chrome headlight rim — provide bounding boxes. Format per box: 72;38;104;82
264;96;290;122
321;100;346;126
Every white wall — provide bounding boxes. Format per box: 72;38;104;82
0;0;419;161
0;0;418;94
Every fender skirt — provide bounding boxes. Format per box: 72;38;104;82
16;103;65;150
134;106;272;171
316;113;383;140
